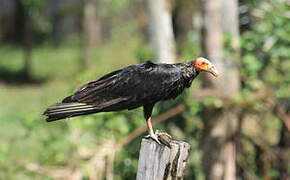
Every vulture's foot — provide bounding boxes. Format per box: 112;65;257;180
146;132;161;145
145;130;172;148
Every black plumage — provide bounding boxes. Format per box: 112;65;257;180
44;57;218;144
44;61;199;122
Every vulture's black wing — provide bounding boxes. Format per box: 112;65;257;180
44;61;185;121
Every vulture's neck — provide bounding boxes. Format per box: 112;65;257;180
179;61;199;88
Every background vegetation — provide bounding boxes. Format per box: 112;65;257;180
0;0;289;179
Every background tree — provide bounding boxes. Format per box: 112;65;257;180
15;0;33;79
82;0;103;69
146;0;176;63
201;0;240;179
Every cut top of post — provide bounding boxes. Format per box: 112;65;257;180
136;138;191;180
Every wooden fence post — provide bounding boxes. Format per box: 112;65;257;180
136;138;191;180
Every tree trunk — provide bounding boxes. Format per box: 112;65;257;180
14;0;33;79
201;0;240;179
172;1;195;45
221;1;240;179
84;0;102;46
23;17;32;79
82;0;102;69
22;2;33;79
146;0;176;63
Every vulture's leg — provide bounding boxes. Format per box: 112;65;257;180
146;117;161;144
143;104;161;144
143;104;172;147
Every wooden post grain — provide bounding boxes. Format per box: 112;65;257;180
136;138;191;180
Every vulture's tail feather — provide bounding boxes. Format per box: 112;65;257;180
44;102;99;122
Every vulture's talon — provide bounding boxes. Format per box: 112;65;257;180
145;131;172;148
146;133;161;144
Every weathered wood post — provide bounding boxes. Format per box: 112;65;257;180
136;138;191;180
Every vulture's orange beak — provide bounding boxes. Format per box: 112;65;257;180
193;57;219;77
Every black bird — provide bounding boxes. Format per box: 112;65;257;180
44;57;219;143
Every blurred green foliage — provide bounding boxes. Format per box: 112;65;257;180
238;0;290;178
